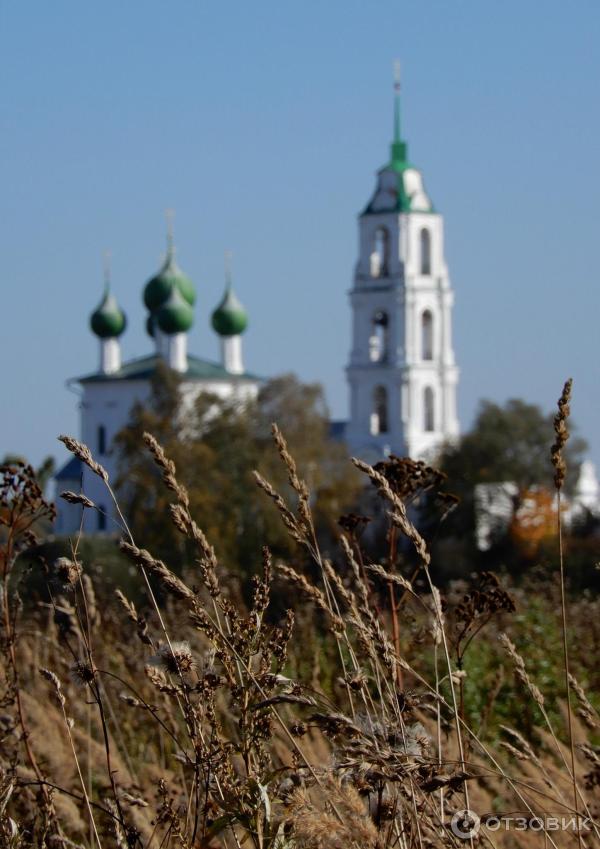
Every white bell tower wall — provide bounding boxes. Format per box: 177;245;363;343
346;185;459;461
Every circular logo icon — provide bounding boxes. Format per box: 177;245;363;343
451;809;481;839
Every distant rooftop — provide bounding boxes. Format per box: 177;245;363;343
329;420;348;441
73;353;262;385
55;456;82;482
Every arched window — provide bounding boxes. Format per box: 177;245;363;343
420;228;431;275
97;425;106;455
369;310;389;362
370;227;389;278
371;386;389;435
421;310;433;360
423;387;435;432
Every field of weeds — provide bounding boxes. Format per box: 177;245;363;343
0;381;599;848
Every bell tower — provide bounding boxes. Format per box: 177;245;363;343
345;64;459;461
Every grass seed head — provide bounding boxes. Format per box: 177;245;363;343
550;377;572;490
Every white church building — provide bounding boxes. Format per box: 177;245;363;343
343;69;459;461
55;230;260;535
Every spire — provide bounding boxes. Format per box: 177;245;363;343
103;249;112;294
224;248;233;292
390;59;407;165
165;207;175;261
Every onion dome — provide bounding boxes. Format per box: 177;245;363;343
211;267;248;337
143;226;196;312
90;288;127;338
156;285;194;334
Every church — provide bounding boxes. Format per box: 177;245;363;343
55;231;261;534
55;72;461;534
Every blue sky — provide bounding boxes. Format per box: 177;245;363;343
1;1;599;471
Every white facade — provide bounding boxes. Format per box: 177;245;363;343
573;460;600;513
62;366;260;535
99;337;121;374
221;335;244;375
345;91;459;461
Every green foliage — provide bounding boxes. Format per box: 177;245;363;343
440;398;586;495
114;365;361;575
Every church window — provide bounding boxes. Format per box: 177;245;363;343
369;310;389;362
420;228;431;275
371;385;389;434
97;425;106;455
424;387;435;432
421;310;433;360
370;227;389;277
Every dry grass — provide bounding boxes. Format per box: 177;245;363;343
0;383;598;847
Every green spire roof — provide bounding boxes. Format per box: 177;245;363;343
211;261;248;337
363;65;433;216
390;65;408;167
90;281;127;339
156;284;194;334
144;252;196;311
143;221;196;312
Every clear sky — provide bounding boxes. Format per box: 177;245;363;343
1;1;599;472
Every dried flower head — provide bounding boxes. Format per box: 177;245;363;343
149;641;195;676
53;557;82;590
69;661;97;688
373;454;447;503
338;513;371;535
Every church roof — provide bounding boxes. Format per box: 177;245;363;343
329;420;348;440
55;456;83;481
74;353;262;384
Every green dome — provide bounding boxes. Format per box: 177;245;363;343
90;290;127;338
144;252;196;312
156;286;194;334
211;287;248;337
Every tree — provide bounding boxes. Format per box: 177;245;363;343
431;398;587;566
114;366;361;575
